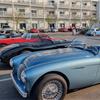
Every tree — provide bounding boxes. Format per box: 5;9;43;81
8;12;27;30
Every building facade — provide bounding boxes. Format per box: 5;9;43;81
97;0;100;21
0;0;97;30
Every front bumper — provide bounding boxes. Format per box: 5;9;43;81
11;72;27;98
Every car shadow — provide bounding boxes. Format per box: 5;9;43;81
0;62;11;70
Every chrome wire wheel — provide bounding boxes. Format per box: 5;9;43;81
34;74;67;100
41;80;63;100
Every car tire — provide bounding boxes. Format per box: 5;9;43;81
33;74;67;100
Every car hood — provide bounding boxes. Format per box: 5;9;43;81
23;48;93;68
0;44;20;56
11;48;79;67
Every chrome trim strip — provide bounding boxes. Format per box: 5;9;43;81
11;73;27;98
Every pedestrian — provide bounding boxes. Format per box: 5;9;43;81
72;26;77;35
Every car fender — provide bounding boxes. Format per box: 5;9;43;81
10;52;33;67
24;61;72;92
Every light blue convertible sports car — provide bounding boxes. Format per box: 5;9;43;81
11;40;100;100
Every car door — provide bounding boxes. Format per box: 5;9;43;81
95;54;100;83
69;57;100;89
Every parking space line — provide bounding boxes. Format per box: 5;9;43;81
0;78;11;82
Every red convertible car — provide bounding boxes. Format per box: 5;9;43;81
0;33;63;47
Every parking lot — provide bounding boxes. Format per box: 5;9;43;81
1;32;100;100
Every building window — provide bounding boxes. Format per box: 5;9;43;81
0;8;7;15
83;12;87;16
83;2;87;6
60;0;65;5
0;8;7;12
31;10;37;16
48;0;55;5
60;11;65;16
19;9;25;15
1;23;8;28
72;2;76;5
20;23;26;29
32;23;38;29
93;4;97;7
19;9;25;13
92;13;96;16
49;11;55;15
72;12;77;16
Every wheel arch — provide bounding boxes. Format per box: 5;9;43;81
30;71;70;94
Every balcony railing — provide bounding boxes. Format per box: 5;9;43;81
91;6;97;11
83;15;96;20
59;15;70;19
46;14;57;19
59;4;70;9
82;6;92;10
0;12;13;17
71;5;81;9
0;0;12;5
0;12;44;19
71;15;81;19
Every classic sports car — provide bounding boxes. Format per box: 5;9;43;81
0;33;59;47
0;37;83;65
10;41;99;100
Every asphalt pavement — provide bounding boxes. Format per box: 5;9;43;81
1;33;100;100
0;74;100;100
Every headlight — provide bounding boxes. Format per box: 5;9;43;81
18;64;25;81
21;71;26;83
10;59;13;67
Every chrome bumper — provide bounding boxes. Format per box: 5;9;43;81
11;72;27;98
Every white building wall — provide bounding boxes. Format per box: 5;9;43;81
0;0;98;30
97;0;100;21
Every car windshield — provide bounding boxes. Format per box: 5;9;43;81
22;33;39;39
68;37;99;55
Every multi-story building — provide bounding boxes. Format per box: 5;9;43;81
0;0;97;30
97;0;100;21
